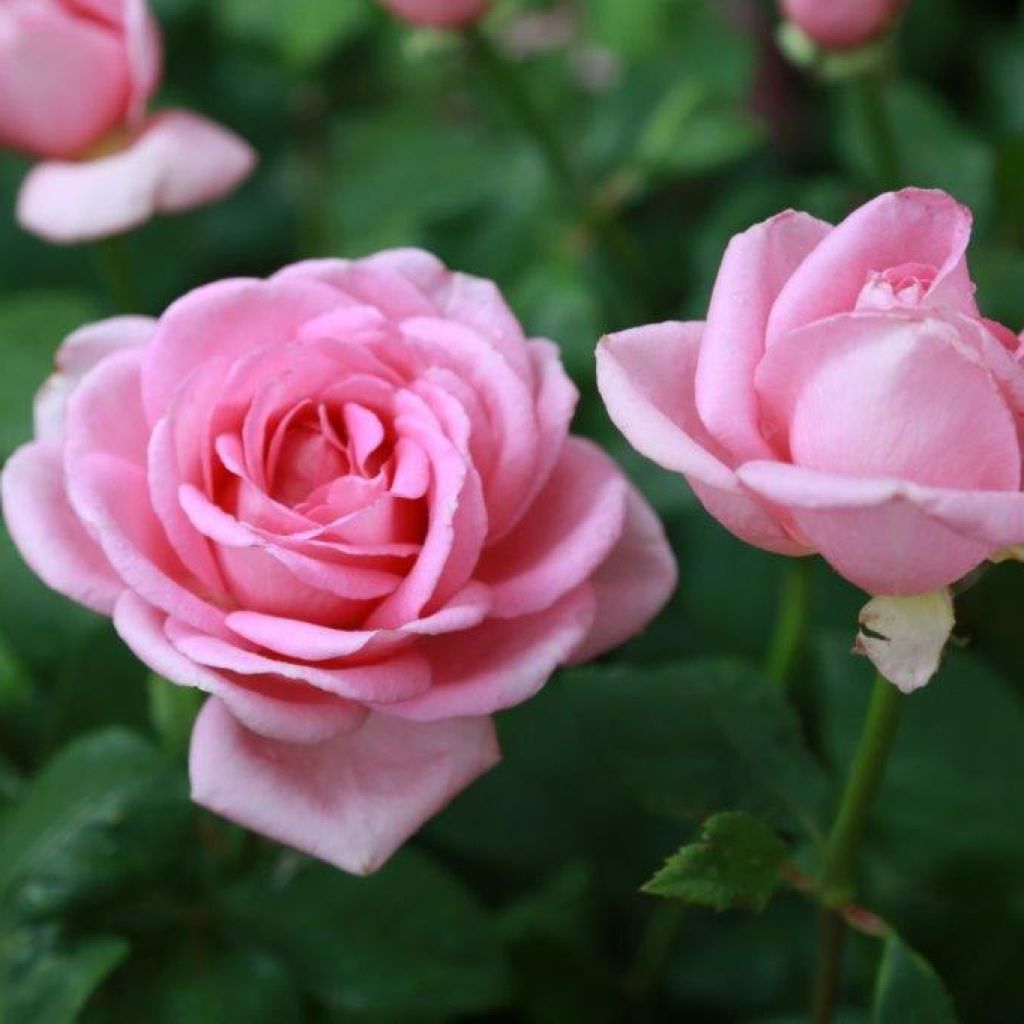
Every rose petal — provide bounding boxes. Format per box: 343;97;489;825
1;440;122;613
189;697;500;875
697;210;831;463
767;189;978;345
855;590;955;693
598;320;809;555
114;592;365;743
569;487;677;663
17;109;256;245
384;586;595;721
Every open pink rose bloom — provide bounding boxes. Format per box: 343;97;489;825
599;188;1024;597
0;0;255;242
780;0;907;50
1;249;676;873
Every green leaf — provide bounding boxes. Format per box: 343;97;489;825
227;849;511;1015
567;660;827;837
0;291;98;461
873;934;958;1023
643;812;787;912
0;729;191;919
0;924;128;1024
147;675;204;759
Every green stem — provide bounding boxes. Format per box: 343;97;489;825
465;27;646;320
812;672;904;1023
764;558;812;691
93;234;139;312
627;901;685;1001
855;70;899;188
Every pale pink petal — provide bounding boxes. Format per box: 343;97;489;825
1;440;122;613
758;312;1021;492
142;274;339;421
114;592;365;743
384;586;595;721
523;338;578;506
122;0;161;122
598;321;809;556
189;697;500;875
737;461;1024;594
767;189;977;345
696;210;832;462
569;488;677;663
17;110;257;245
477;438;628;618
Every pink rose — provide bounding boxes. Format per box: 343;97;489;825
2;249;676;874
0;0;255;243
379;0;489;29
598;189;1024;597
779;0;907;50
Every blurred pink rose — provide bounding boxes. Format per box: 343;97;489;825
379;0;489;29
780;0;906;49
0;0;254;243
599;189;1024;596
2;249;676;874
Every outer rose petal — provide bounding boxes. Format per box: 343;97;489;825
696;210;832;463
17;110;257;244
569;488;677;664
737;461;1024;594
477;437;628;618
767;189;978;344
122;0;161;122
114;593;366;743
189;697;500;875
597;321;809;556
1;440;122;614
0;0;129;158
35;315;156;440
384;586;595;721
378;0;490;29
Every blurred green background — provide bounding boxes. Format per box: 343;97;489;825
2;0;1024;1020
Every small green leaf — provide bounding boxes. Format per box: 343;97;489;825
874;934;958;1023
0;924;128;1024
643;812;787;912
0;729;191;919
227;849;511;1015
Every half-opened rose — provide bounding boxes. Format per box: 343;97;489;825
779;0;907;50
2;249;676;874
378;0;489;29
599;189;1024;597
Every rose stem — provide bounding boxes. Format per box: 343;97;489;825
854;69;900;189
93;234;139;312
811;671;905;1024
765;557;813;692
464;25;646;321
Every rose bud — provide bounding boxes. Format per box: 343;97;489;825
779;0;906;50
0;0;255;243
2;249;676;874
378;0;490;29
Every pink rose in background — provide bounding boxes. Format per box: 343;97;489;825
379;0;489;29
0;0;255;243
599;189;1024;597
779;0;907;50
2;249;676;874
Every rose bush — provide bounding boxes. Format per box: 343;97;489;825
2;248;676;874
598;188;1024;597
779;0;907;50
0;0;254;242
378;0;490;29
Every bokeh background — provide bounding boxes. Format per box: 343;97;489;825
2;1;1023;1020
